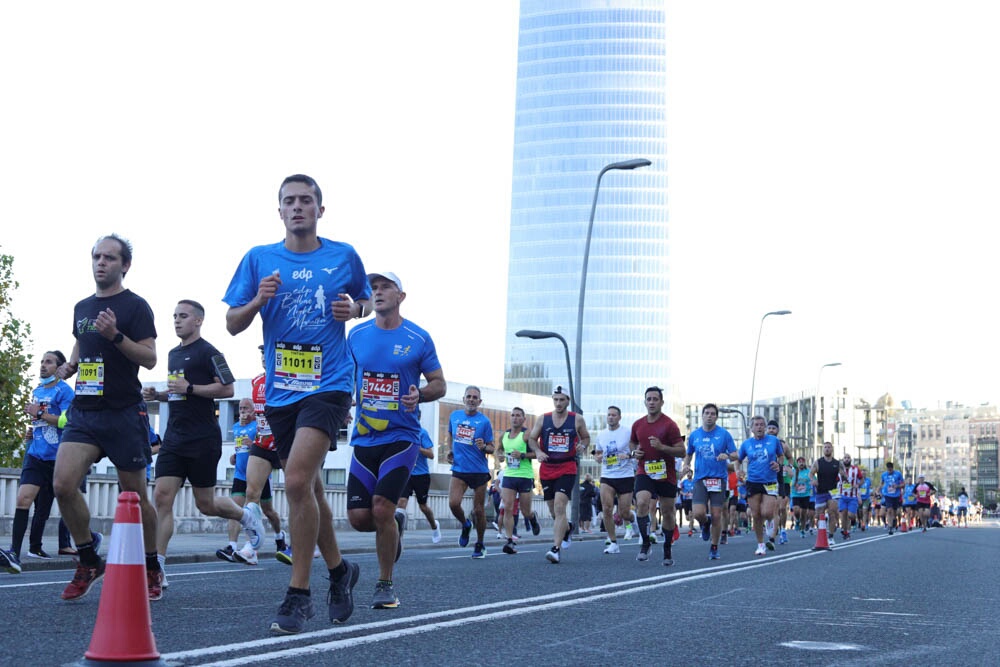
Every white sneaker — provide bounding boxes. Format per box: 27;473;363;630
624;526;635;541
431;520;442;544
156;555;169;588
603;542;621;554
234;543;258;565
242;503;265;550
545;548;560;564
754;544;766;556
496;532;505;540
313;546;321;559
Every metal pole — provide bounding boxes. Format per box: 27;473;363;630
749;310;791;417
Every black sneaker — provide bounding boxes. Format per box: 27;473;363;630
27;548;52;560
394;509;406;563
327;560;360;624
216;545;237;562
371;581;400;609
529;514;541;536
502;540;517;555
0;547;22;574
269;592;315;634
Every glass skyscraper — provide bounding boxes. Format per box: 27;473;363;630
504;0;670;430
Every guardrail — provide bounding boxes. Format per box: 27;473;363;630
0;469;551;536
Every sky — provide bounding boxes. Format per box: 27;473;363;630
2;1;998;412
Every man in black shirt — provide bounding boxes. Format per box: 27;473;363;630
143;300;263;597
53;234;164;601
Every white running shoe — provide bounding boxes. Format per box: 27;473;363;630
754;544;767;556
431;520;442;544
234;543;258;565
545;549;560;564
623;526;635;541
603;542;621;554
242;503;265;551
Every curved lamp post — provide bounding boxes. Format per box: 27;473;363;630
748;310;791;417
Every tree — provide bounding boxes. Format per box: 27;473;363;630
0;249;33;468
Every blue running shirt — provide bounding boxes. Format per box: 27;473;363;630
449;411;493;474
686;426;736;480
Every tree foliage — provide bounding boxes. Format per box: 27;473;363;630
0;249;33;467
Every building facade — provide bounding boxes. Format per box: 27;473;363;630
503;0;670;431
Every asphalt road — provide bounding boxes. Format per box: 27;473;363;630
3;522;997;666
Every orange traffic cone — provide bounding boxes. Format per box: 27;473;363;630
900;517;909;533
672;524;681;543
77;491;168;666
812;511;832;551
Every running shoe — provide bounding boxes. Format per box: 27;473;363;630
327;559;360;624
648;532;658;545
720;533;728;545
529;514;541;536
561;522;574;550
276;545;293;565
662;556;674;567
458;519;472;547
636;545;650;562
216;545;237;562
545;548;560;564
270;591;315;634
27;548;52;559
779;529;788;544
709;546;720;560
490;520;500;533
502;540;517;555
91;532;104;556
828;535;836;546
800;530;806;539
605;537;614;546
623;525;635;541
754;544;766;556
766;539;775;551
603;541;621;555
147;568;164;601
888;528;895;535
58;547;78;556
243;503;265;551
431;520;442;544
234;544;259;565
496;532;505;540
841;530;850;540
688;529;694;537
471;543;486;559
371;581;400;610
0;547;22;574
701;522;711;541
394;509;406;563
61;560;105;600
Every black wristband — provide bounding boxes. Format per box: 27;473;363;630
186;384;195;396
112;332;124;345
417;388;425;403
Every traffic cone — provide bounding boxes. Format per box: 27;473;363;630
672;524;681;543
900;517;909;533
76;491;169;666
812;511;832;551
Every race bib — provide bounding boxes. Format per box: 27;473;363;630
456;425;476;445
75;361;105;396
234;435;250;453
274;342;322;392
361;371;400;411
605;454;619;466
765;483;778;496
507;453;521;468
167;371;187;402
548;433;570;453
886;484;896;494
645;459;667;479
703;477;723;493
795;482;807;494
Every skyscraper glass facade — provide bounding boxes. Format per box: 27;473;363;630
504;0;669;429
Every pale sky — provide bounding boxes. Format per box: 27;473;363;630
2;1;998;412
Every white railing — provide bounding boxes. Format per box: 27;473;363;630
1;469;550;535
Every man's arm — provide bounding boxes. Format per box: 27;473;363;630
574;414;590;455
227;272;281;335
527;420;547;461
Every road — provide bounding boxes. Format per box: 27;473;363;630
2;523;997;666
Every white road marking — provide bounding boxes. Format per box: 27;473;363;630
165;540;893;665
780;640;865;651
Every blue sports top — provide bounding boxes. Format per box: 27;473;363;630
738;435;781;484
686;426;736;480
449;410;493;474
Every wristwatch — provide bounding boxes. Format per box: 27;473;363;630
186;384;195;396
36;408;45;419
112;332;125;344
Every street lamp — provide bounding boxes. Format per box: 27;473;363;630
719;407;749;439
574;158;652;410
748;310;791;417
515;329;581;414
815;362;842;458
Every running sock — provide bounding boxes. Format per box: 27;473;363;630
148;552;162;572
378;579;393;587
330;560;348;579
551;546;560;553
77;542;99;567
288;586;310;597
229;541;238;551
637;515;650;544
11;508;29;555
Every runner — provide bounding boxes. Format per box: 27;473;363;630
837;453;862;541
858;469;873;531
145;299;263;597
495;407;541;554
913;475;937;532
737;416;782;556
443;386;494;559
809;442;846;545
766;420;791;545
346;270;445;608
956;487;970;527
529;385;590;564
224;173;369;633
789;456;813;538
681;403;737;560
594;405;635;554
901;477;918;530
879;461;904;534
628;386;684;565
